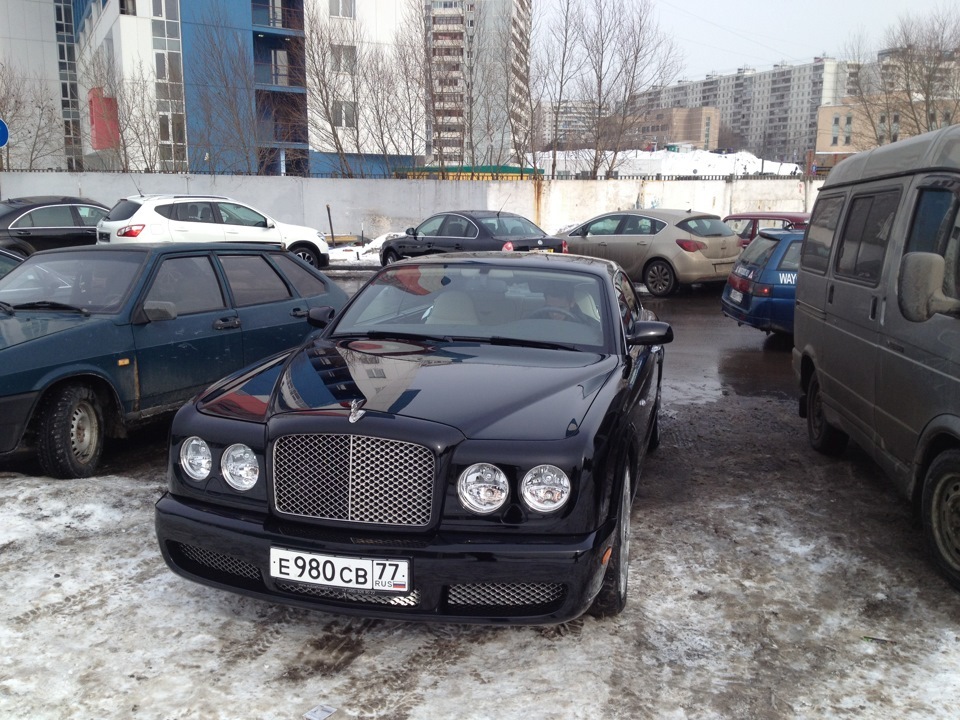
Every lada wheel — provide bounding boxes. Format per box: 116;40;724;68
590;466;632;617
805;372;847;456
922;450;960;590
36;385;104;479
643;260;677;297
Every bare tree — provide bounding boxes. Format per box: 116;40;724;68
188;2;274;174
0;62;65;170
392;0;429;169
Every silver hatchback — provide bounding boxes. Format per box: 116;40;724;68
564;208;740;296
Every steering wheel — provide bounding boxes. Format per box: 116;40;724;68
530;306;581;322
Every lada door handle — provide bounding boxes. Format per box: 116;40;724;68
213;317;241;330
290;307;308;318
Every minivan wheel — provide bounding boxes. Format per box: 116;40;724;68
643;260;677;296
922;450;960;590
806;373;848;456
589;466;631;618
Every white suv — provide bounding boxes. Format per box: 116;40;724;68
97;194;330;267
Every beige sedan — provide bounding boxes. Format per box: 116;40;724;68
563;209;740;296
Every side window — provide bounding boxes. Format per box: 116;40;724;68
272;254;332;298
834;189;899;284
416;215;445;237
801;195;845;273
905;187;960;300
76;205;107;226
145;256;225;314
621;216;656;235
217;202;268;227
440;215;470;237
13;206;76;228
220;254;292;306
614;271;640;336
175;202;216;223
154;203;175;219
585;216;622;236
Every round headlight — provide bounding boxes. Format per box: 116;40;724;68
457;463;509;515
179;437;212;482
221;444;259;492
520;465;571;513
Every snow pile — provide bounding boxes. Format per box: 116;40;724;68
534;148;803;177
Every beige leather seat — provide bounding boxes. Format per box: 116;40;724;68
426;291;479;325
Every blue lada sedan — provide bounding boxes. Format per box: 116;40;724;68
155;252;673;624
721;230;803;336
0;243;347;478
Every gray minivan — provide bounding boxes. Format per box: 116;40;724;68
793;124;960;591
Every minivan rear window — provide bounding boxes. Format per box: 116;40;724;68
801;195;844;273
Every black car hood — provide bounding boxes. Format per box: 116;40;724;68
201;338;617;440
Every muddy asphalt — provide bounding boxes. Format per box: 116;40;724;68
1;278;958;720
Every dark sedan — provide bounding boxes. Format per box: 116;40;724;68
156;252;673;624
0;243;347;478
0;196;109;256
379;210;568;265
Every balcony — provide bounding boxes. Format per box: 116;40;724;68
252;2;304;32
254;61;305;89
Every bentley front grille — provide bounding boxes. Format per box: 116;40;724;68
273;434;434;526
276;580;421;607
447;583;566;608
173;542;262;581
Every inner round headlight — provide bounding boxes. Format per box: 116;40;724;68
180;437;212;482
221;444;259;492
457;463;509;514
520;465;571;513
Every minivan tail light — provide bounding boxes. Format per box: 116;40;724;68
676;239;707;253
117;224;145;238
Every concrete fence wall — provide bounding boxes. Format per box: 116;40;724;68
0;171;824;240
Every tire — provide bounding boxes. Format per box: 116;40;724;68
643;260;677;297
922;450;960;590
290;244;321;268
589;466;631;618
805;372;848;456
36;385;105;479
382;249;400;266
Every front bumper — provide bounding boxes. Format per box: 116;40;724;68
155;493;615;625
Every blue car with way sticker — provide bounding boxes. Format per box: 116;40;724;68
721;230;803;336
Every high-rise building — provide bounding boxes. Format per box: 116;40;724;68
630;58;852;164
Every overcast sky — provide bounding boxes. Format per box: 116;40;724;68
538;0;952;80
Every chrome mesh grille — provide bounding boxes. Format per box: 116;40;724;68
175;542;261;580
273;434;435;526
448;583;565;607
276;580;421;607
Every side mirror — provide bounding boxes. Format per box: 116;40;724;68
307;305;336;328
899;252;960;322
405;227;416;237
266;217;276;229
627;320;674;346
142;300;177;322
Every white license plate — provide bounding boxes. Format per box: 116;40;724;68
730;289;743;303
270;547;410;593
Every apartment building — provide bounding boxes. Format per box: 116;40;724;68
630;58;852;164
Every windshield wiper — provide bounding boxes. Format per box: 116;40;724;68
337;330;452;343
0;301;14;316
472;335;580;351
13;301;90;316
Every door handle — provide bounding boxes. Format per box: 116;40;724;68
213;317;241;330
290;307;308;318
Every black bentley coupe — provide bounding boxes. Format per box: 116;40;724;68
156;252;673;624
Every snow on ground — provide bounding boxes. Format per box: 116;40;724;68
534;148;804;178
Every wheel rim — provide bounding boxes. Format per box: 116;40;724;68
646;264;671;295
69;400;99;464
934;476;960;570
295;249;317;267
809;381;825;440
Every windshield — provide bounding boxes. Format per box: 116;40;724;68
333;263;610;352
477;215;544;237
680;217;735;237
739;236;779;267
0;250;145;313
